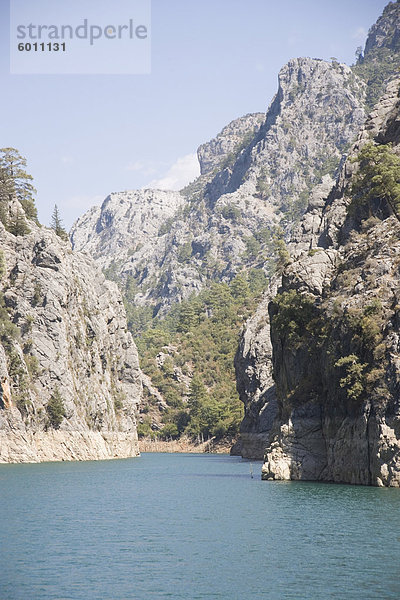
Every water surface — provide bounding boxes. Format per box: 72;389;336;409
1;453;399;599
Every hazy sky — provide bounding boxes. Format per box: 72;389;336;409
0;0;390;228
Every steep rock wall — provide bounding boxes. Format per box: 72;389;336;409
236;79;400;486
0;215;142;463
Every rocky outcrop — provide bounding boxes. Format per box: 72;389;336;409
197;113;264;176
0;213;142;463
237;78;400;486
233;280;279;459
70;189;185;273
353;1;400;110
363;1;400;56
206;58;365;207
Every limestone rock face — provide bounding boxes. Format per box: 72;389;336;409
70;188;185;272
0;219;142;463
205;58;365;206
363;1;400;56
234;279;279;459
197;113;264;176
237;78;400;486
72;58;366;317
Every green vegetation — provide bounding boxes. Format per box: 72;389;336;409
0;148;38;228
0;293;36;415
244;235;261;259
136;271;269;441
256;167;270;198
350;142;400;220
221;203;241;222
50;204;69;241
25;353;40;378
177;242;193;263
0;294;19;351
0;250;5;279
102;218;290;444
334;355;367;401
314;155;341;183
32;282;43;307
271;287;388;404
241;225;290;274
158;216;175;236
46;388;66;429
219;129;258;172
353;46;400;111
274;237;291;273
352;2;400;111
271;290;321;349
8;209;31;236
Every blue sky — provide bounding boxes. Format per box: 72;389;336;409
0;0;390;228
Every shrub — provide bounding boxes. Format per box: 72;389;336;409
334;354;367;401
0;250;5;279
32;282;43;307
272;290;320;349
350;142;400;220
46;389;65;428
244;235;261;258
158;217;174;237
177;242;192;263
25;354;40;377
221;204;241;222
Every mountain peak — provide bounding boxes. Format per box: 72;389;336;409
364;1;400;57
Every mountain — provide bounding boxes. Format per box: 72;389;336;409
234;2;400;485
353;0;400;110
0;190;141;462
70;3;400;464
70;57;366;441
236;76;400;486
72;58;365;318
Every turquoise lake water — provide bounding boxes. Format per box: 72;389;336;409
1;452;400;599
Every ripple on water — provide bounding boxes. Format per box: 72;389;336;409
0;453;399;600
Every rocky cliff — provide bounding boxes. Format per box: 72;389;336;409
353;0;400;109
0;200;142;463
364;0;400;56
236;78;400;486
197;113;265;176
72;58;365;319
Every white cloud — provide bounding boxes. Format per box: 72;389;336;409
145;153;200;191
287;34;303;47
125;160;157;176
352;26;367;43
66;194;104;214
61;156;74;165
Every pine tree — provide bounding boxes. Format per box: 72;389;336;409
351;142;400;220
50;204;68;241
0;148;38;223
46;388;65;429
0;166;13;228
188;375;208;416
8;208;30;236
0;166;14;204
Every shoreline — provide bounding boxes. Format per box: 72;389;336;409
138;436;235;455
